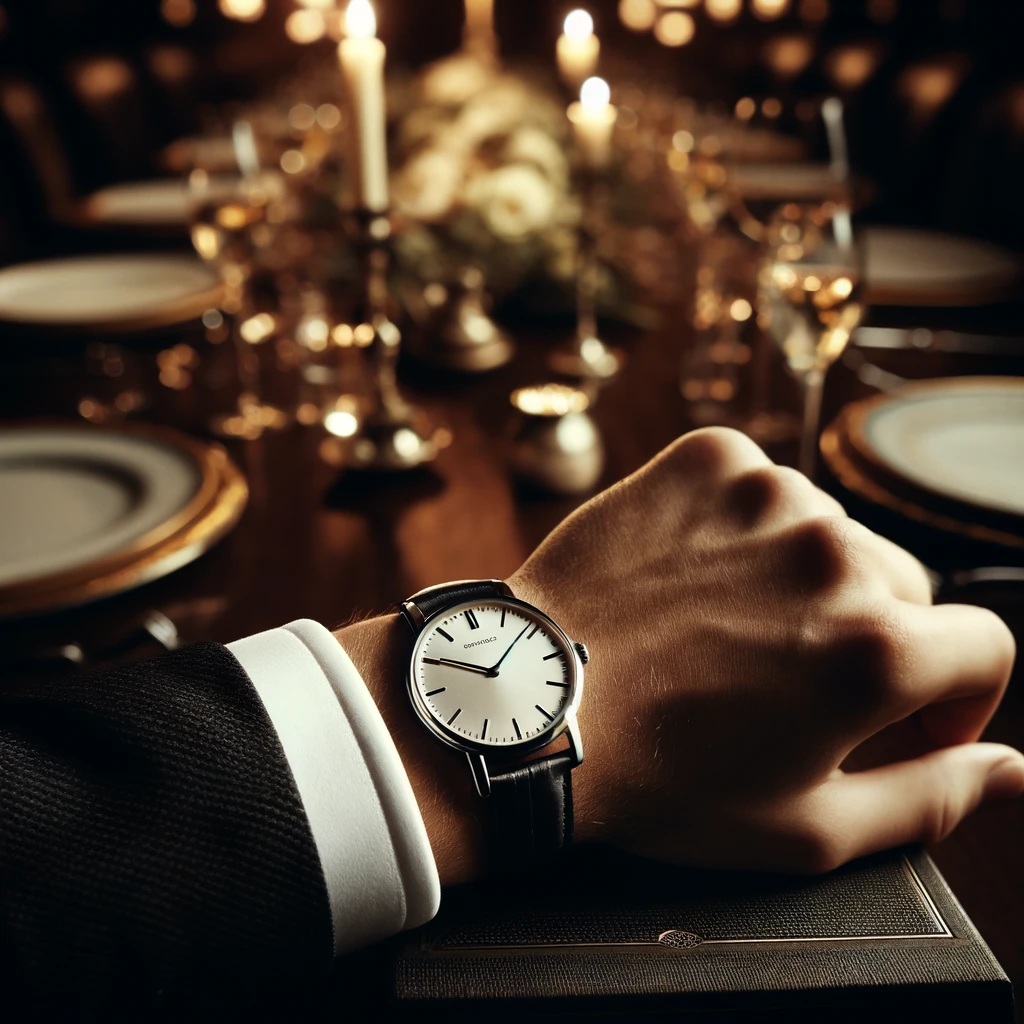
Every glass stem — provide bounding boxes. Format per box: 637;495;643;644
799;367;826;479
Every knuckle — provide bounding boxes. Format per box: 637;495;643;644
729;465;814;526
788;516;866;592
830;607;912;703
662;427;764;478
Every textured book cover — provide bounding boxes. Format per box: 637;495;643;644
395;847;1012;1022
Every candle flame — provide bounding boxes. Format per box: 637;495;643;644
580;76;610;113
564;9;594;40
345;0;376;39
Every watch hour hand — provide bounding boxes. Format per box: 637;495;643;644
487;624;530;676
429;657;492;676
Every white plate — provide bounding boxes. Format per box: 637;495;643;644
82;180;196;226
863;227;1021;306
80;177;243;227
0;427;200;587
0;254;223;331
862;379;1024;518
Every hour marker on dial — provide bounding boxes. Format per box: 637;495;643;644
437;628;454;642
481;719;488;740
447;708;462;725
535;704;554;721
513;718;522;740
543;651;563;661
465;609;480;630
425;687;446;697
546;681;569;688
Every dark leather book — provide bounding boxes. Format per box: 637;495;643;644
394;847;1012;1022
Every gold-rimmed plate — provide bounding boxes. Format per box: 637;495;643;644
0;254;223;333
821;377;1024;549
0;421;248;617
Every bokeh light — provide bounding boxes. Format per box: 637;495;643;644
218;0;266;23
654;10;695;46
619;0;658;31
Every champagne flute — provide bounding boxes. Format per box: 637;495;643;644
758;202;863;478
188;155;289;439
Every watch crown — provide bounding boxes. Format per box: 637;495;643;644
574;641;590;665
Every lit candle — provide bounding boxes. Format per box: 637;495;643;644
557;10;600;91
463;0;496;56
338;0;389;211
567;76;616;170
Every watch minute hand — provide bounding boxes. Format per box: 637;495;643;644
488;625;530;675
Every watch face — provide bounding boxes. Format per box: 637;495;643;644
409;599;579;751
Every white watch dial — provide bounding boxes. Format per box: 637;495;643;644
411;602;575;748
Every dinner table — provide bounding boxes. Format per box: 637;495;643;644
1;290;1022;1019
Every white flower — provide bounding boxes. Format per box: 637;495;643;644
449;82;531;150
393;147;465;223
465;164;557;241
503;128;568;184
419;53;494;107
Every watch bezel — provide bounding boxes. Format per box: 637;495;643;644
406;595;584;759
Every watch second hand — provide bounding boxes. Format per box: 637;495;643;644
487;625;530;677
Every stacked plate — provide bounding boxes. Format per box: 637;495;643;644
0;422;247;617
821;377;1024;550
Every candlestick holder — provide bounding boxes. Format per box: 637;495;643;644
320;209;444;471
548;174;624;384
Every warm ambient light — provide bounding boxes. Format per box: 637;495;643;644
218;0;266;22
345;0;377;39
564;9;594;39
580;76;611;113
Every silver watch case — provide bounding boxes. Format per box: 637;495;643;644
404;593;585;797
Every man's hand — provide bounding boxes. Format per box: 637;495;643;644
510;428;1024;874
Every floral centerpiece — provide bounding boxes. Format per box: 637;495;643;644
389;52;581;307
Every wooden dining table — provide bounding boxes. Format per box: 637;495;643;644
2;297;1023;1019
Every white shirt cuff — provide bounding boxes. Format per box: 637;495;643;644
227;619;441;955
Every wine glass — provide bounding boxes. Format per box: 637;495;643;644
758;202;863;478
187;143;290;439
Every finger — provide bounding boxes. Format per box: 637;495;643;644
895;603;1016;745
807;743;1024;868
851;524;933;605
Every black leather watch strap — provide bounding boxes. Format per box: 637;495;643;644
488;752;574;867
402;579;511;627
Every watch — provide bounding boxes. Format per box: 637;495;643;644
401;579;588;867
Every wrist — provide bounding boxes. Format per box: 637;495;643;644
505;572;615;849
335;613;487;886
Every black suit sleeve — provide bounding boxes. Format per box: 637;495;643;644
0;642;334;1020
